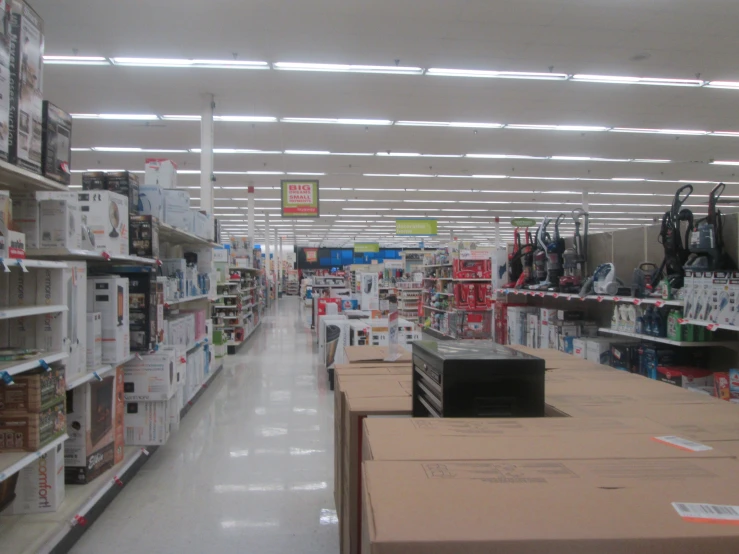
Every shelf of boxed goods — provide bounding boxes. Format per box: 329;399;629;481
0;159;68;194
65;353;137;391
421;264;453;269
495;288;684;307
0;304;68;320
26;248;157;266
0;351;69;378
0;258;68;271
597;327;731;347
157;221;218;248
678;318;739;333
0;434;69;483
164;293;212;307
226;319;262;347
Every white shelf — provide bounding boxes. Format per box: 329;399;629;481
0;351;68;377
0;304;68;320
427;291;454;296
165;294;211;306
0;258;68;270
158;221;217;247
26;248;156;265
496;289;683;306
213;305;240;310
229;266;260;272
65;354;136;391
0;158;68;193
597;327;729;347
680;318;739;332
421;264;452;268
0;434;69;482
424;305;454;314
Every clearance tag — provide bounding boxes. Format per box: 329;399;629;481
673;503;739;525
652;436;713;452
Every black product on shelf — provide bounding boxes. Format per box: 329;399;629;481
105;171;141;215
109;266;163;351
411;340;545;418
82;171;105;190
129;215;159;258
41;101;72;185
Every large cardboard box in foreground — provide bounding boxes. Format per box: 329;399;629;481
362;458;739;554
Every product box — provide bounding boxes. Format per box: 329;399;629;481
105;171;140;215
124;400;169;445
64;377;115;484
0;366;64;412
122;349;177;401
64;262;88;381
714;372;731;400
113;365;125;464
323;319;350;372
38;199;80;250
41;101;72;185
584;338;612;365
657;366;714;389
34;266;68;356
163;190;191;230
120;268;163;351
129;215;159;259
610;342;640;373
572;338;586;359
0;0;11;162
360;273;379;311
526;314;539;348
81;171;105;190
77;191;129;256
86;312;102;369
138;185;164;221
10;192;38;248
145;158;177;189
8;0;44;173
0;398;65;452
89;277;130;364
7;261;34;309
9;441;64;514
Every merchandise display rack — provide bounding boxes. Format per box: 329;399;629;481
495;288;684;307
218;267;264;354
597;327;731;347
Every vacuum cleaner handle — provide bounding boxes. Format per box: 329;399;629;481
708;183;726;224
671;184;693;219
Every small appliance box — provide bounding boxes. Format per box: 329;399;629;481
10;192;39;248
585;338;612;364
89;277;130;365
10;441;65;514
105;171;140;215
0;398;65;451
129;214;159;259
81;171;105;190
145;158;177;189
163;189;191;230
572;338;586;359
38;199;81;250
41;101;72;185
138;185;164;221
64;377;115;484
77;191;129;256
122;349;178;402
123;269;163;352
34;266;68;356
730;368;739;400
360;273;379;311
0;366;65;412
657;366;714;389
124;400;169;446
62;262;88;381
86;312;102;369
8;0;44;174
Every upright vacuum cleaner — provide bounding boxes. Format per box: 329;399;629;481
546;214;566;290
505;227;535;288
560;209;589;292
654;184;694;289
685;182;735;271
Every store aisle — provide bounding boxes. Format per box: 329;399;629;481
71;298;339;554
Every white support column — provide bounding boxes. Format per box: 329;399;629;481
274;228;279;297
494;216;500;289
265;213;271;306
200;93;215;215
582;190;589;212
248;183;255;249
279;236;284;292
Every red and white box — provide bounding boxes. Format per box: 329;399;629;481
145;159;178;189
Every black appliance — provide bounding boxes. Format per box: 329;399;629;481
412;340;545;418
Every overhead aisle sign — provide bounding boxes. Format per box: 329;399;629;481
281;180;320;217
395;219;438;236
354;243;380;253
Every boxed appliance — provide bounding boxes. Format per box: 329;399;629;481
323;319;351;372
10;192;39;248
81;171;105;190
145;158;177;189
0;366;64;412
526;314;538;348
122;349;178;402
572;337;586;359
34;266;68;356
113;365;125;464
124;399;169;446
38;198;80;250
8;0;44;173
105;171;140;215
77;191;129;256
129;214;159;259
86;312;102;369
89;277;130;364
9;441;64;514
41;101;72;185
657;366;714;389
411;340;545;418
138;185;164;221
0;0;10;162
64;377;115;484
360;273;379;311
62;262;87;381
123;268;164;352
0;398;65;452
585;337;612;364
163;189;191;230
452;259;490;279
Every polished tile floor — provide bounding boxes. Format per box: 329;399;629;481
72;297;339;553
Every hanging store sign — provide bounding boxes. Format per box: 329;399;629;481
304;248;318;263
281;180;320;218
511;217;537;228
395;219;438;236
354;242;380;253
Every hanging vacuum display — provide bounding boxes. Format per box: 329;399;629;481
685;183;735;272
654;184;694;288
559;209;589;293
545;214;566;290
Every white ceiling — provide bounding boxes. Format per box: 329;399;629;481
32;0;739;247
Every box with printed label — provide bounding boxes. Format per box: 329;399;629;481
10;192;39;248
572;338;586;359
86;312;102;369
8;0;44;174
122;349;177;402
113;365;125;464
9;441;65;514
657;366;714;389
164;189;191;230
88;277;130;365
105;171;140;215
129;215;159;259
138;185;164;221
63;262;87;381
585;338;612;364
124;400;169;445
0;398;65;452
41;101;72;185
64;377;114;483
34;266;68;356
38;199;80;250
77;191;129;256
0;366;64;412
145;158;177;189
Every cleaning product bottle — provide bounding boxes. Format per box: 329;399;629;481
667;310;680;341
654;308;667;337
643;306;654;336
635;308;645;335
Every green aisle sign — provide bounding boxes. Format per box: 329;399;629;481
354;243;380;253
396;219;438;236
511;217;537;227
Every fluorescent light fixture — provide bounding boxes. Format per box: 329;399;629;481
507;124;608;132
376;152;421;157
472;175;508;179
634;159;671;163
395;121;504;129
711;160;739;166
216;116;277;122
190;148;281;154
273;62;422;75
111;57;268;69
611;127;707;135
571;74;703;87
286;172;326;175
91;147;188;153
332;152;375;156
427;68;568;80
44;55;109;65
71;147;91;152
705;81;739;89
611;177;646;181
162;115;201;121
281;117;392;126
284;150;331;155
71;113;160;120
466;154;544;160
551;156;592;161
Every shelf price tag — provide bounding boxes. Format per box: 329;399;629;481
552;293;559;298
72;515;88;527
707;324;718;331
597;296;604;302
678;318;688;324
613;296;621;302
655;300;665;307
633;298;642;305
16;259;27;273
1;372;14;385
39;359;50;372
113;476;124;488
101;251;111;261
92;372;103;382
537;292;545;297
141;448;150;456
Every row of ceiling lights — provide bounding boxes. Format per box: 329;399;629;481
44;56;739;91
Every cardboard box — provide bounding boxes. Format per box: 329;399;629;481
89;277;130;365
657;366;714;389
64;262;87;381
138;185;164;221
0;398;65;452
163;189;191;230
129;214;159;259
38;199;80;249
10;192;39;248
8;0;44;173
585;337;612;364
105;171;140;215
572;338;586;358
86;312;102;369
77;191;129;256
124;399;169;445
344;345;412;364
9;441;64;514
122;349;178;401
145;158;177;189
41;101;72;185
362;458;739;554
34;265;68;356
0;366;64;412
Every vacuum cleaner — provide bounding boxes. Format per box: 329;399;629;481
654;184;694;289
559;209;589;293
684;183;735;272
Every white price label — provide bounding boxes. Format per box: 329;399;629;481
673;503;739;524
653;436;713;452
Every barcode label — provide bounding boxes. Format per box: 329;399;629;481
126;428;135;443
673;503;739;523
652;436;713;452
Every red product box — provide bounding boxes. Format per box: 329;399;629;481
657;366;714;389
482;259;493;279
474;283;493;309
453;259;485;279
455;283;475;309
714;372;731;400
317;298;343;316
